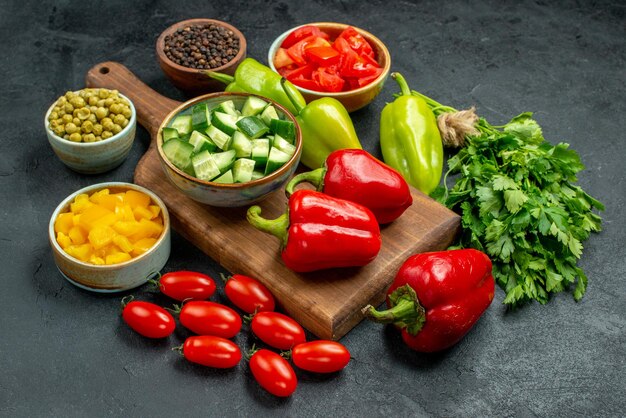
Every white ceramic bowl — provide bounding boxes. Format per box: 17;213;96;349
44;92;137;174
49;182;171;292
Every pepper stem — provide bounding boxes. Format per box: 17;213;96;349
362;284;426;336
246;205;290;248
205;71;235;85
284;168;326;197
280;77;305;114
391;72;412;97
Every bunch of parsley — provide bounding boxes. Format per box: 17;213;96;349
415;92;604;305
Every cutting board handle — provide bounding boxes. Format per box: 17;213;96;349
85;61;181;138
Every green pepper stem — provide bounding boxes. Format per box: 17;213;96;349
285;168;326;197
362;284;426;336
246;205;290;248
280;77;305;114
391;72;412;96
205;71;235;85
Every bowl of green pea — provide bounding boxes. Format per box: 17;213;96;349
44;88;137;174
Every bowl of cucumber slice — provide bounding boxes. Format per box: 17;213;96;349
157;92;302;207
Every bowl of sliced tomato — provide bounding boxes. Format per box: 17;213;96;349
268;22;391;112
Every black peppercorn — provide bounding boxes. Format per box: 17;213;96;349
164;24;240;69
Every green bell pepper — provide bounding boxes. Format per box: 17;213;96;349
380;73;443;195
280;79;362;169
208;58;306;116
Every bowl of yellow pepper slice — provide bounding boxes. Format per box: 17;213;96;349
49;182;171;292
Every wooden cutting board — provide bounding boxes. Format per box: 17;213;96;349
85;61;460;340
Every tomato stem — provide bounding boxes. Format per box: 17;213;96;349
120;295;134;309
171;344;184;356
219;272;232;283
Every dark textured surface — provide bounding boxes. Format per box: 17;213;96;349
1;1;624;416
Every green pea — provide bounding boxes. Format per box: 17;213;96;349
50;112;58;121
95;136;102;142
57;97;67;105
83;133;96;143
65;123;78;134
112;124;122;134
72;117;81;126
104;98;114;107
109;103;121;114
63;134;70;140
62;114;73;124
88;96;98;106
99;89;109;99
88;114;97;124
102;131;113;139
113;114;126;126
69;132;82;142
54;126;66;137
95;107;108;120
70;97;85;108
92;124;103;135
122;107;132;118
97;99;105;108
64;103;74;113
76;107;90;120
82;120;94;133
65;91;75;100
122;119;129;128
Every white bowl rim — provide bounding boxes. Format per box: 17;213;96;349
267;22;391;97
44;91;137;147
49;182;170;270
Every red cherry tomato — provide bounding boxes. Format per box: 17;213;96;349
223;274;275;314
182;336;241;368
158;271;216;302
291;341;351;373
180;301;242;338
249;349;297;397
251;312;306;350
122;301;175;339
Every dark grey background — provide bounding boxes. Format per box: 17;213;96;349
1;0;624;416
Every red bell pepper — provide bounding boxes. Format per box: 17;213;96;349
247;190;381;272
285;149;413;224
363;249;495;352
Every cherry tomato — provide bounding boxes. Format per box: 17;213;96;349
291;341;351;373
224;274;275;314
182;336;241;368
249;349;297;397
122;301;175;339
158;271;216;302
180;301;242;338
251;312;305;350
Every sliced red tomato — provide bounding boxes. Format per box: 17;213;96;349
282;63;314;80
289;76;321;91
306;46;340;66
287;36;331;66
356;67;384;87
273;47;295;69
281;25;329;49
337;26;375;59
313;68;345;92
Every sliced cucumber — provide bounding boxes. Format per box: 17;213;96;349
206;125;231;150
231;131;252;158
211;112;239;135
191;103;211;131
232;158;256;183
214;100;238;117
188;130;217;153
242;96;268;117
265;147;291;175
251;138;270;168
251;170;265;181
237;116;269;139
212;150;237;173
272;134;296;157
213;170;234;184
270;119;296;142
162;127;179;142
191;150;220;181
260;105;279;126
171;115;193;136
162;139;194;171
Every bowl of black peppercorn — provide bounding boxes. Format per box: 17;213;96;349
157;18;247;96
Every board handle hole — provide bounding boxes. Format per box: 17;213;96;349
99;66;110;74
